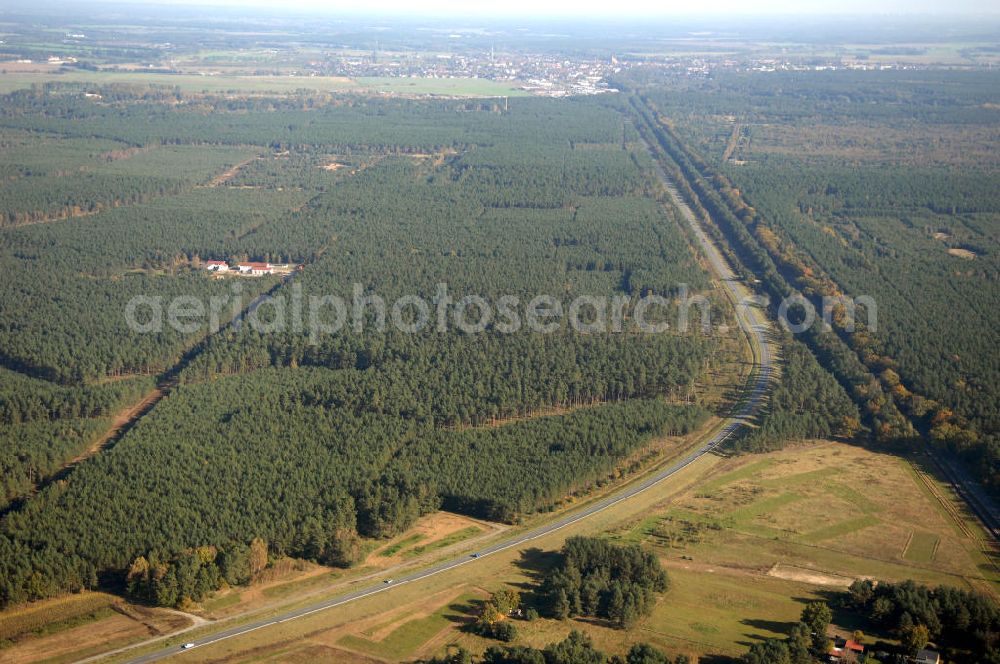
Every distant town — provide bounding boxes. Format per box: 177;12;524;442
4;40;972;100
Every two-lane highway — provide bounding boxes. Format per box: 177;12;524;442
114;144;774;664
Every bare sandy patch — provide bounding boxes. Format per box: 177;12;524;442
947;247;977;259
767;563;856;587
402;148;459;167
206;155;258;187
367;511;491;566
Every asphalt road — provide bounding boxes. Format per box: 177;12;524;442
116;153;774;664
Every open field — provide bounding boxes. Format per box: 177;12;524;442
903;531;941;564
337;589;485;660
0;69;527;96
629;442;999;596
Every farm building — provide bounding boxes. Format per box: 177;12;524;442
204;260;230;272
829;638;865;662
237;262;274;276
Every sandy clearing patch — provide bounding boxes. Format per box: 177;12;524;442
367;511;493;566
0;593;194;664
947;247;977;259
206;155;259;187
766;563;857;587
932;231;951;240
401;148;459;167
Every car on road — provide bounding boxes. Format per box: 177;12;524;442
384;578;393;584
182;643;195;650
470;553;480;558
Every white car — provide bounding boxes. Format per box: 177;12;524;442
182;643;196;650
384;578;394;584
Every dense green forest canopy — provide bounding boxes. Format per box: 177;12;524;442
636;69;1000;491
0;87;725;608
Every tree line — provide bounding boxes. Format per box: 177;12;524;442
742;579;999;664
427;630;690;664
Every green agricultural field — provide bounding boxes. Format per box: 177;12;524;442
338;591;481;660
0;70;528;96
903;531;942;564
378;533;428;557
402;527;482;558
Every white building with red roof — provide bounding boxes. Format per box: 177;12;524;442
204;260;230;272
237;262;274;276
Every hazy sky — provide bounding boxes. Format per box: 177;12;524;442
57;0;1000;16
